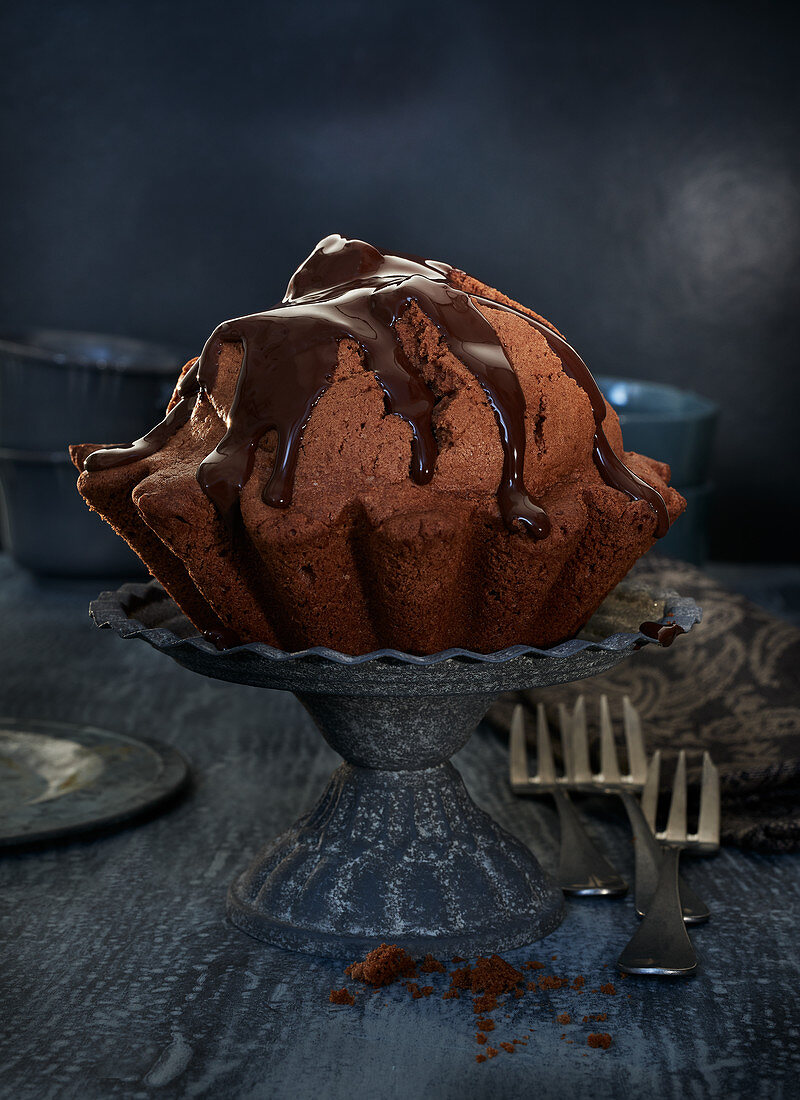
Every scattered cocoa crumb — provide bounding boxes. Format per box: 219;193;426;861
588;1033;613;1050
442;989;459;1001
560;1033;566;1040
557;1013;571;1025
345;944;416;987
329;988;355;1006
405;982;435;999
473;993;498;1014
537;975;568;991
566;1040;574;1045
524;961;545;970
582;1013;607;1023
452;956;466;963
420;954;446;974
551;955;558;960
468;956;525;995
477;1019;495;1032
500;1042;515;1054
476;1054;486;1064
449;966;473;992
600;983;617;995
526;981;537;991
486;1047;498;1059
476;1033;487;1045
572;976;585;991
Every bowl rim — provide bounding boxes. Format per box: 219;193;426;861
596;374;719;423
0;329;187;375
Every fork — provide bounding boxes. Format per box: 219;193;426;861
509;702;628;896
617;750;720;976
570;694;711;924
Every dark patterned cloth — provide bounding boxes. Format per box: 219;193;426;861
486;557;800;852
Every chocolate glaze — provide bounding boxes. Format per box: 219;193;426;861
639;620;686;646
84;359;201;471
83;234;669;538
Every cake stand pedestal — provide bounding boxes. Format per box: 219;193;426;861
90;580;699;959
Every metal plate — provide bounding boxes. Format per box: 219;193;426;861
0;718;189;846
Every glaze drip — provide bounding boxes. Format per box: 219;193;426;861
83;234;668;538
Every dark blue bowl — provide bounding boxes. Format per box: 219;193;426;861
596;375;718;488
0;329;187;451
0;447;145;577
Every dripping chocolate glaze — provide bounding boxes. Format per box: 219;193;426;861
639;620;685;646
84;235;669;538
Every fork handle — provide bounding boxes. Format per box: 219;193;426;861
617;845;697;976
620;792;710;924
553;789;628;897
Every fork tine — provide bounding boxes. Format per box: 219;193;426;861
536;703;558;785
569;695;592;783
598;695;622;783
664;751;688;842
622;696;648;786
558;703;573;777
509;704;531;790
641;750;661;831
696;752;720;846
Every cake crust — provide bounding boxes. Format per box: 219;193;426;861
72;238;685;654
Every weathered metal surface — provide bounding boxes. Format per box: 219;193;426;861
1;555;798;1098
86;580;697;957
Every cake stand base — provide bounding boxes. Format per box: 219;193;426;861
90;578;700;960
227;760;564;958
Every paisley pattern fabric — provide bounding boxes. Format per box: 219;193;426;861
487;557;800;852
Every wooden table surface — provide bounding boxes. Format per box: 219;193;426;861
1;555;799;1099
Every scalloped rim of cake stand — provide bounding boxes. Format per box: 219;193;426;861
89;579;701;697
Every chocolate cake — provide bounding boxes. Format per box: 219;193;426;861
71;234;685;654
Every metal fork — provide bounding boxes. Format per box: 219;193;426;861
509;703;628;896
570;694;711;924
617;750;720;976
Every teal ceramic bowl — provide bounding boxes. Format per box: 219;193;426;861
596;375;718;488
596;376;718;563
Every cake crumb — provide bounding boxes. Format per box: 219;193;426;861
345;944;416;987
557;1013;572;1025
329;988;355;1006
486;1047;498;1059
600;983;617;995
476;1019;495;1032
572;976;585;991
476;1033;487;1045
420;954;446;974
538;975;568;990
476;1054;487;1064
588;1033;613;1050
500;1042;515;1054
473;993;498;1014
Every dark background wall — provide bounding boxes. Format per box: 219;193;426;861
1;0;798;560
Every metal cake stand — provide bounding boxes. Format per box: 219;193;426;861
90;579;700;959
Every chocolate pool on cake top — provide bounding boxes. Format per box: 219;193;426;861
71;234;685;654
